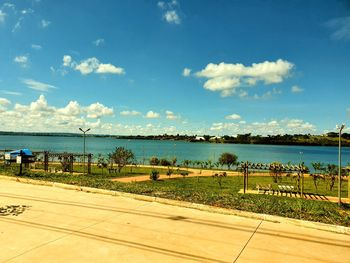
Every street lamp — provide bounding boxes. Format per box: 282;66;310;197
79;128;90;175
336;124;345;206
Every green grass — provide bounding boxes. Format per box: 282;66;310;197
0;165;349;227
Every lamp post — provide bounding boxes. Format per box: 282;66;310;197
79;128;90;175
336;124;345;206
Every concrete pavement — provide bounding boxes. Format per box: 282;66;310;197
0;179;349;263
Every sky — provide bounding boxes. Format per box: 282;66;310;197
0;0;350;136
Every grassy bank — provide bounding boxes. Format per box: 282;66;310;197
0;166;349;227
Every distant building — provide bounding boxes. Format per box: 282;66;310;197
209;136;221;141
195;136;205;141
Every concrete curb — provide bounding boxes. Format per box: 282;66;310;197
1;175;349;235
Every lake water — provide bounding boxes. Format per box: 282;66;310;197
0;135;349;168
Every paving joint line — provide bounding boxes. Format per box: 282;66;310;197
2;199;153;263
232;219;263;263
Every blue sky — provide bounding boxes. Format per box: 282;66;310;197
0;0;349;135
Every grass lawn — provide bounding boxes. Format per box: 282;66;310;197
0;165;349;227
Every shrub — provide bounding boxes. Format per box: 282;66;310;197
160;158;171;167
150;170;160;181
149;157;160;166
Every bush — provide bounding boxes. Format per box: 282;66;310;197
160;158;171;166
149;157;160;166
150;170;160;181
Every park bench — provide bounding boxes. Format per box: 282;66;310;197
256;184;272;194
278;184;295;196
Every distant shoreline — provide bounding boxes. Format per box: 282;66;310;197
0;131;349;147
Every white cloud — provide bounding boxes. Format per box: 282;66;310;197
63;55;72;67
196;59;294;97
22;79;57;92
21;8;34;15
326;16;350;41
209;118;316;135
14;55;29;67
158;0;181;25
86;102;114;118
120;110;141;116
0;98;11;107
64;56;125;75
57;101;81;116
31;44;42;50
182;68;191;77
225;114;241;120
291;85;303;93
96;63;125;74
92;38;105;46
75;57;99;75
166;110;179;120
0;90;22;96
253;88;282;100
0;10;6;23
157;1;166;9
41;19;51;28
145;110;160;119
164;10;180;24
0;95;116;133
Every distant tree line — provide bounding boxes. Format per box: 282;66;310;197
1;131;350;146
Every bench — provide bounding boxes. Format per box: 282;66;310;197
256;184;272;194
278;184;295;196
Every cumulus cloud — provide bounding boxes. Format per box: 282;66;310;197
96;63;125;74
0;95;115;132
209;118;316;135
166;110;179;120
158;0;181;25
62;55;125;75
182;68;191;77
63;55;72;67
225;114;241;120
0;98;11;107
22;79;57;92
325;16;350;41
164;10;180;24
291;85;303;93
41;19;51;28
145;111;160;119
14;55;29;67
92;38;105;46
120;110;141;116
86;102;114;118
195;59;294;97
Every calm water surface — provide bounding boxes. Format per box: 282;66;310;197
0;135;349;167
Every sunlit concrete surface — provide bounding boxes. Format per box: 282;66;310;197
0;179;349;263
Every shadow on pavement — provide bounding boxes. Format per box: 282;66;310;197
0;205;30;216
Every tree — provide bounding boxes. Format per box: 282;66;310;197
149;156;159;166
218;152;238;170
97;154;108;175
160;158;171;166
269;162;283;183
109;147;135;173
325;164;337;191
311;162;324;192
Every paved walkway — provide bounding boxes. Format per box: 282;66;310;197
0;179;349;263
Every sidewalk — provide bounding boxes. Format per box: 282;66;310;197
0;179;349;262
